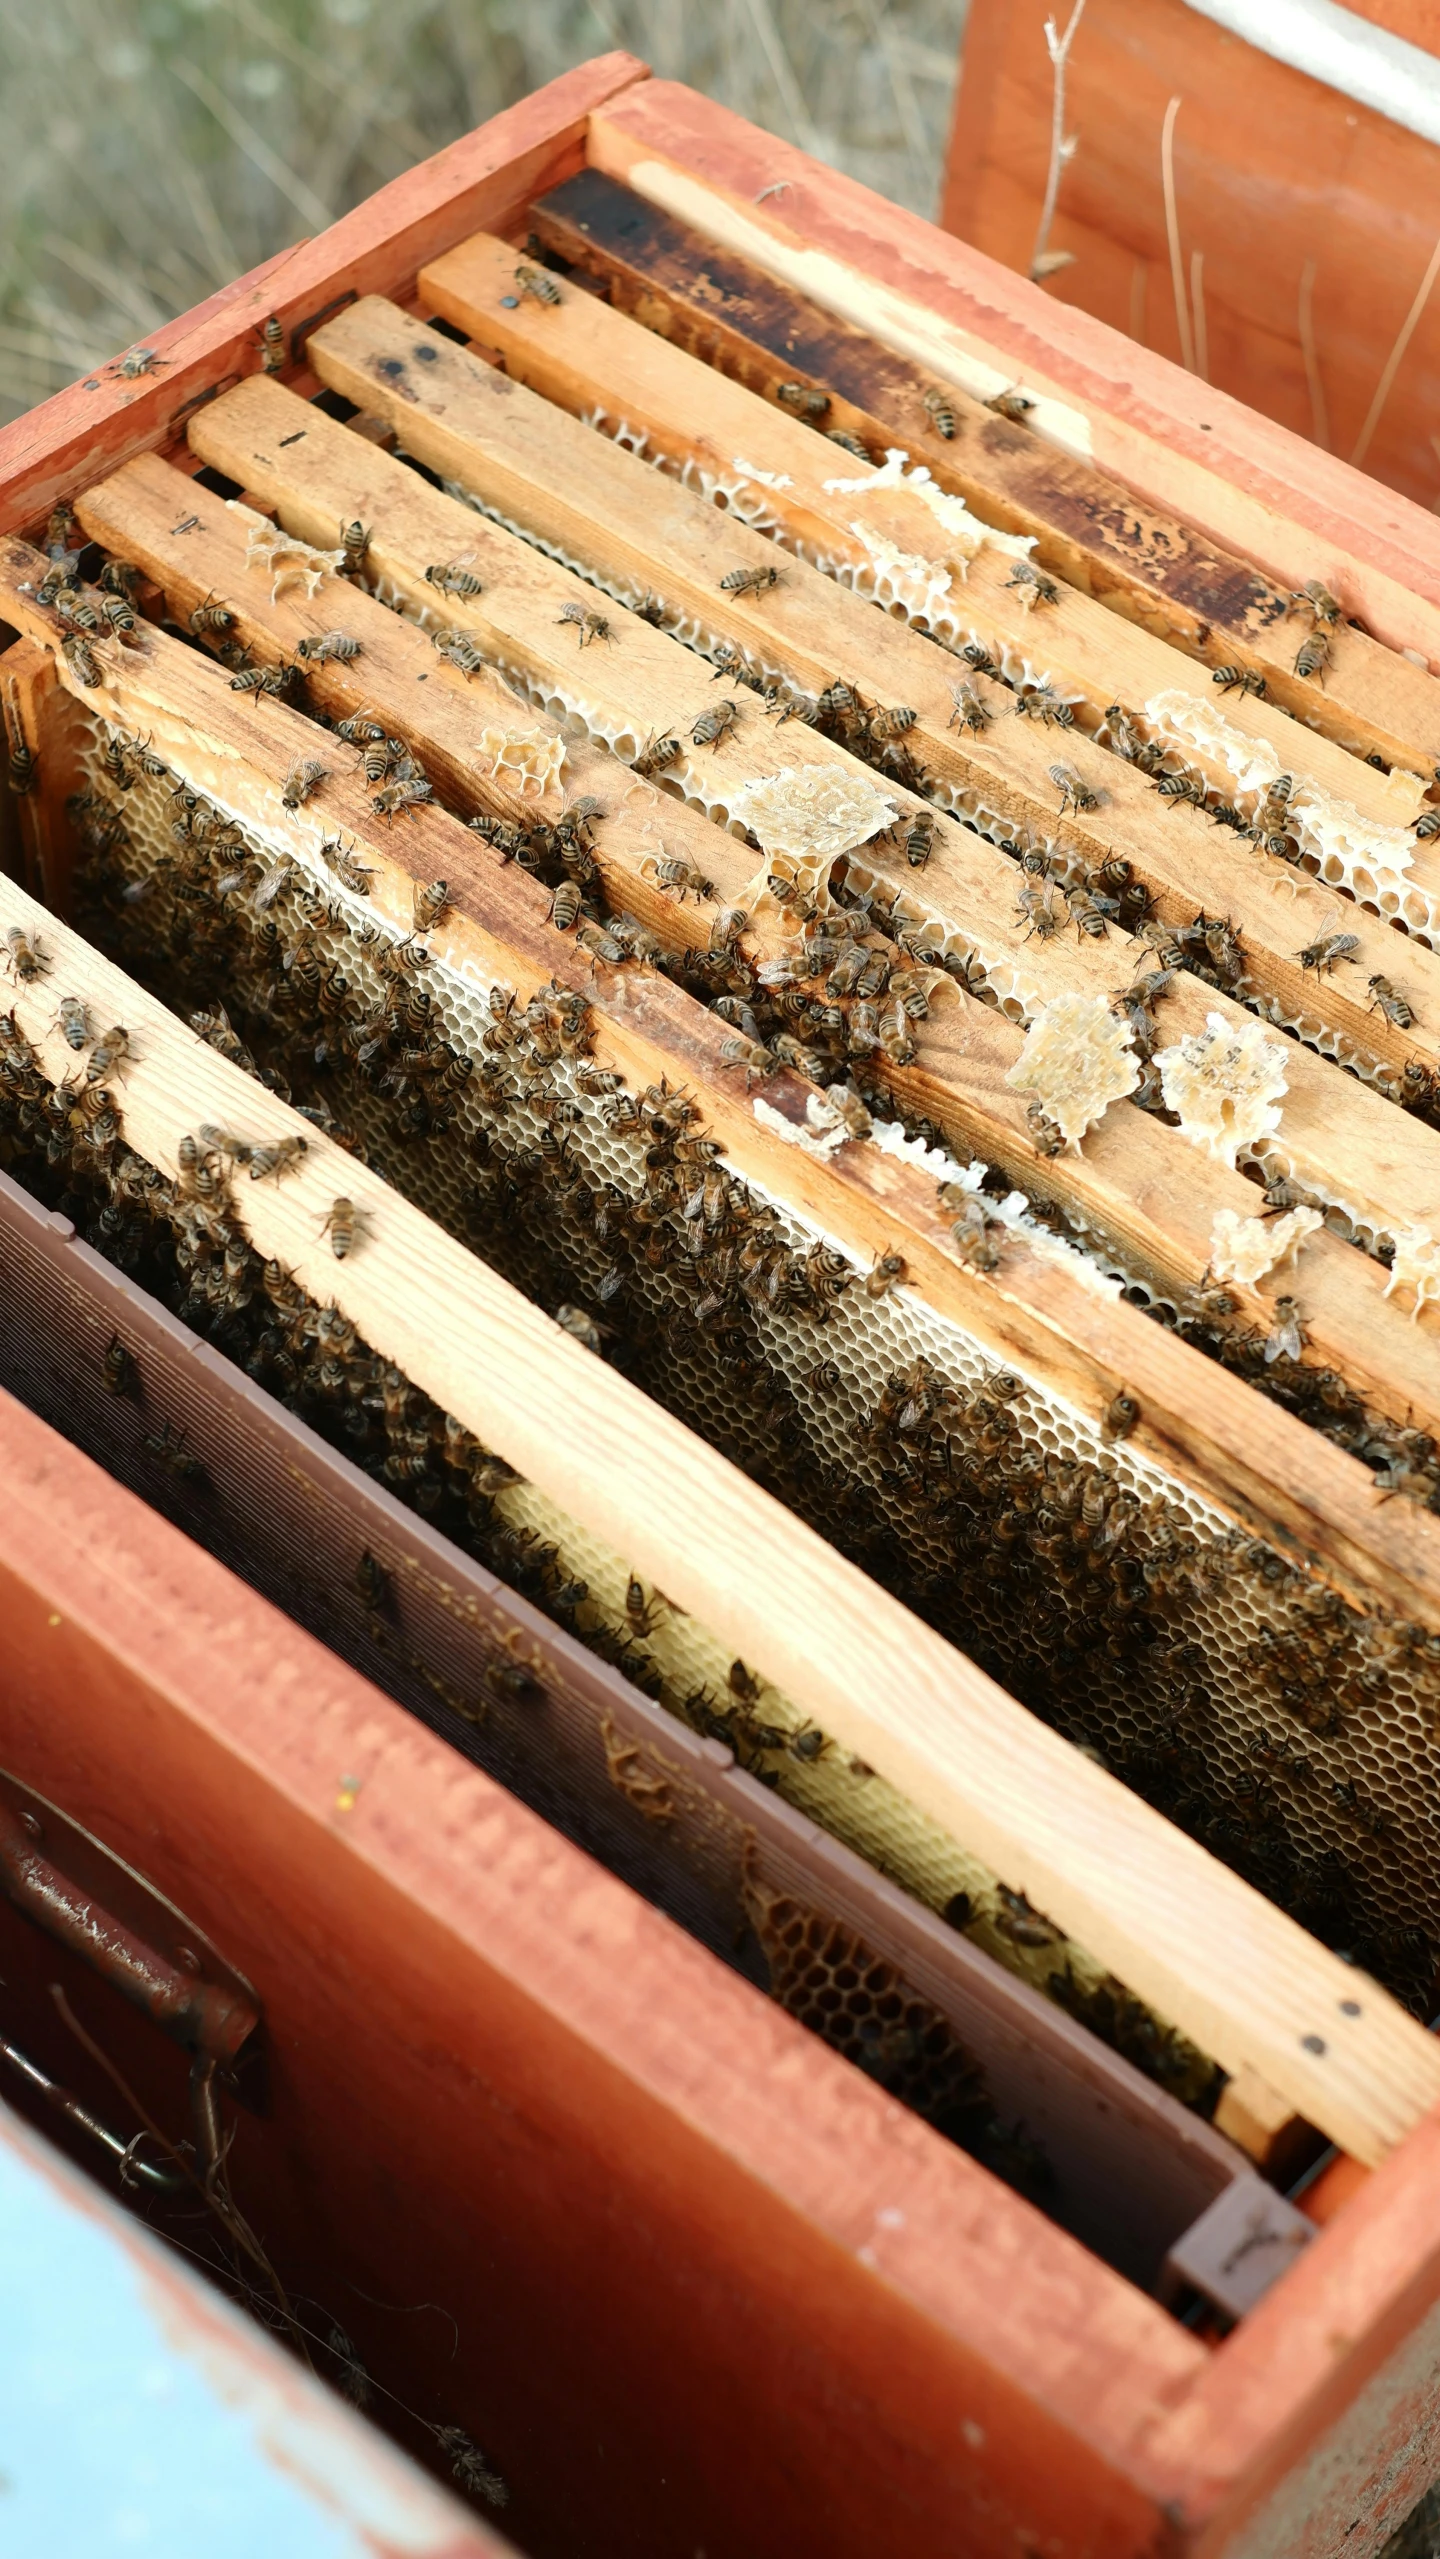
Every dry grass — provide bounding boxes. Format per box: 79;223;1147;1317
0;0;966;423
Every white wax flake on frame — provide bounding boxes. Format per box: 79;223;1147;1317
1156;1012;1289;1170
1005;993;1140;1148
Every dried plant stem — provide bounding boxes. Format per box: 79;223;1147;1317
1190;248;1208;383
1029;0;1088;285
1350;228;1440;469
1298;258;1329;451
1161;96;1195;374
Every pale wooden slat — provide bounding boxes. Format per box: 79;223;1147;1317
3;844;1438;2162
178;377;1440;1448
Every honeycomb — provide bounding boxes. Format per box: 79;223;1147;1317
21;679;1440;2072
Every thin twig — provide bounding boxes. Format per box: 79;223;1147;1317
1161;95;1195;374
738;0;827;162
1350;228;1440;469
1030;0;1088;284
1190;249;1209;383
1298;259;1329;452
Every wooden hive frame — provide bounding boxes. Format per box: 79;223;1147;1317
6;50;1440;2555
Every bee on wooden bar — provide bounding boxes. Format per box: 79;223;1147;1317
281;756;329;809
336;713;387;748
97;593;137;641
6;733;36;794
426;625;484;677
691;699;738;749
719;564;780;599
425;555;482;599
189;592;233;635
987;388;1036;423
143;1420;203;1479
248;1133;308;1183
947;680;990;734
258;314;285;372
1048;760;1100;815
1294;920;1359;976
1414;807;1440;841
230;660;296;703
1294;631;1331;683
1005;559;1059;608
320;1195;368;1259
922;385;957;437
102;1333;139;1398
340;520;371;579
721;1034;776;1083
824;429;869;458
1103;1389;1140;1440
412;878;450;932
60;633;102;687
515;262;562;306
548;880;582;932
87;1024;131;1084
902;809;934;869
319;836;374;897
1211;665;1266;699
1013;685;1073;727
1156;770;1206;811
1263;1296;1308;1364
53;994;89;1050
994;1885;1062;1946
3;927;48;982
372;773;434;821
111;346;166;378
865;1249;906;1298
1289;578;1342;628
99;559;142;603
297;629;362;663
1368;975;1415;1029
776;381;829;417
641;851;714;902
868;703;916;739
576;918;625;967
1016;880;1065;941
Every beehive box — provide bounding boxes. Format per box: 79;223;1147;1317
6;50;1440;2558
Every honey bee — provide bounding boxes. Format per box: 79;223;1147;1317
994;1885;1062;1945
319;835;374;897
259;314;285;373
948;680;990;734
55;586;101;631
110;345;166;378
409;878;449;933
336;713;387;748
296;629;362;663
60;633;102;687
865;1249;906;1298
1048;760;1100;815
281;755;329;809
1288;578;1342;628
639;851;713;902
1414;807;1440;842
720;1034;776;1082
3;926;48;982
372;774;435;820
1013;685;1074;726
230;661;296;703
1368;974;1415;1029
575;919;625;966
824;429;869;459
1211;665;1266;698
776;381;829;417
555;1302;604;1352
549;880;582;931
868;703;916;739
143;1420;204;1480
247;1133;308;1182
691;699;738;749
986;388;1035;423
922;385;957;437
1294;632;1331;683
1156;770;1206;811
1016;880;1065;941
431;626;486;676
1294;920;1359;976
424;554;483;599
515;262;562;306
339;520;372;578
1103;1389;1140;1440
101;1333;139;1398
320;1195;369;1258
189;592;233;635
1263;1296;1308;1364
719;564;780;599
98;593;137;640
633;728;680;777
902;810;934;869
1005;559;1059;608
54;994;89;1050
99;560;142;603
86;1024;131;1083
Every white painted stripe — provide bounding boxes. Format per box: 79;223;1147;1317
1181;0;1440;148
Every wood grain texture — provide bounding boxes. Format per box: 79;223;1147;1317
30;503;1440;1634
585;81;1440;675
328;282;1440;1099
531;166;1440;778
0;1391;1199;2559
944;0;1440;524
0;53;651;544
